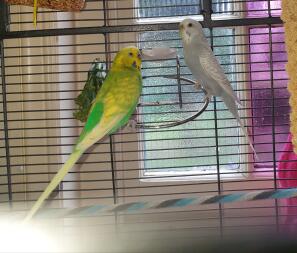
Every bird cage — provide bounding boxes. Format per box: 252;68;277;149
0;0;296;252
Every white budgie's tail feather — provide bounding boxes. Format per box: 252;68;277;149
236;115;258;160
23;149;84;222
235;95;243;106
221;93;258;160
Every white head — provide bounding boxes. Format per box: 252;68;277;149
179;18;204;43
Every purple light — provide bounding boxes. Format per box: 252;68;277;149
249;26;289;165
246;0;281;17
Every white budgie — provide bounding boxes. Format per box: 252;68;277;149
179;18;257;157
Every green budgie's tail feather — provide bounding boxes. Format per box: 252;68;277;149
23;149;84;223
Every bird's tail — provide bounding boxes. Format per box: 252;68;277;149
221;93;258;160
23;149;84;222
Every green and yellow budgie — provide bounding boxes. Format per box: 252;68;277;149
24;47;142;222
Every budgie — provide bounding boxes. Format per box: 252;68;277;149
24;46;142;221
179;18;257;157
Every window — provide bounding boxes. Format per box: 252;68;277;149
137;0;200;18
136;0;237;21
136;1;250;180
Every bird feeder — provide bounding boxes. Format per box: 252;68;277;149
5;0;85;11
5;0;85;26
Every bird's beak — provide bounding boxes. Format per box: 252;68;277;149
138;50;142;60
132;60;141;70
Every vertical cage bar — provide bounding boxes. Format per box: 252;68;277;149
211;32;224;239
102;0;119;233
203;0;224;238
176;56;183;109
102;0;118;205
0;40;13;202
268;0;272;18
109;138;118;205
268;24;280;232
0;1;9;34
247;30;256;158
201;0;212;25
209;31;222;195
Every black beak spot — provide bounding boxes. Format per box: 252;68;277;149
132;61;137;68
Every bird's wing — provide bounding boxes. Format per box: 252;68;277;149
76;100;104;145
76;71;140;148
75;70;117;145
200;48;242;105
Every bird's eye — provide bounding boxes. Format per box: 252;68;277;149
129;52;133;57
188;23;193;27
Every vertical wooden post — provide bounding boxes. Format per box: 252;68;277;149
282;0;297;153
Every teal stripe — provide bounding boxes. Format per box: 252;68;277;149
127;202;147;211
271;188;297;199
219;193;246;203
172;198;196;207
77;205;105;216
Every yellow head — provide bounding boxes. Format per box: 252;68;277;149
111;47;142;71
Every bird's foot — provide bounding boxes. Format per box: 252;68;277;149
194;81;202;91
201;92;212;102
